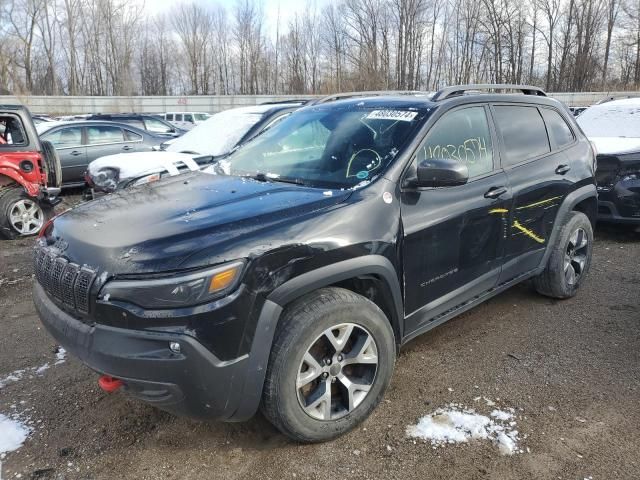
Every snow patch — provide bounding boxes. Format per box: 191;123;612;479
0;347;67;389
407;404;523;456
0;414;31;455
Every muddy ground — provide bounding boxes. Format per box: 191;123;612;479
0;196;638;480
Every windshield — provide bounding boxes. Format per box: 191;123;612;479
167;106;273;156
577;103;640;138
220;105;429;189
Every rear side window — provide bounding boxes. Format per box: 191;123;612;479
494;106;550;166
541;108;574;149
166;114;173;121
124;129;143;142
417;106;494;177
87;126;124;145
175;114;183;122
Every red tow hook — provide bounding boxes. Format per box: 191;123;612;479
98;375;123;393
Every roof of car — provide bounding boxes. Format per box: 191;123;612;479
594;97;640;107
36;119;151;134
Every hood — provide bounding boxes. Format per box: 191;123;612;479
88;151;198;180
590;137;640;156
50;172;350;274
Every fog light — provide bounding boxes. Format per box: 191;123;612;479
169;341;181;353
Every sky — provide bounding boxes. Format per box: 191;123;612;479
140;0;332;38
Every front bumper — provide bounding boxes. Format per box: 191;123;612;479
597;179;640;225
33;282;251;420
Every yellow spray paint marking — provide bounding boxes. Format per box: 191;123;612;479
489;208;509;214
516;196;563;210
513;220;545;244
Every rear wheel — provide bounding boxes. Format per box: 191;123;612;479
533;211;593;298
0;187;51;239
261;287;396;442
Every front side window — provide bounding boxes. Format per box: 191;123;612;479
184;114;194;123
87;126;124;145
44;126;82;147
494;106;550;166
223;106;430;189
124;129;143;142
416;106;494;178
144;117;174;133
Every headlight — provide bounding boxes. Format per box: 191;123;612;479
132;173;161;187
100;260;245;309
91;167;119;192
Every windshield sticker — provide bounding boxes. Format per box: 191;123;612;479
356;170;369;179
366;110;418;122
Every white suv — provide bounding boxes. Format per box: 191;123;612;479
163;112;211;130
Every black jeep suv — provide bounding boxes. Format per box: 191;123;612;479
33;85;597;442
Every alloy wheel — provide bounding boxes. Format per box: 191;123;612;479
9;199;44;235
564;227;588;286
296;323;378;421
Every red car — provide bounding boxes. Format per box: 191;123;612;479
0;105;61;239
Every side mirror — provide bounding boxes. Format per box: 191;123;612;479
413;158;469;188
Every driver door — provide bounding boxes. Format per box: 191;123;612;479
400;105;511;335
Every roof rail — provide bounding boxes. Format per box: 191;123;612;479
259;99;311;105
312;90;428;105
431;84;546;102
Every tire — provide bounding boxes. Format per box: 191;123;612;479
533;211;593;299
41;140;62;188
0;187;52;240
261;287;396;443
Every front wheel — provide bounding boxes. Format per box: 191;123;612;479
261;287;396;442
533;211;593;298
0;187;51;239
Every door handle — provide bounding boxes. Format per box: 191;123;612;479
70;150;82;156
484;186;508;199
555;164;571;175
122;145;133;151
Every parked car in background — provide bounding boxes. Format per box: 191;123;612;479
86;113;186;138
34;85;597;442
31;114;56;125
577;98;640;225
163;112;211;130
568;106;587;117
86;103;304;193
37;121;165;187
0;105;61;239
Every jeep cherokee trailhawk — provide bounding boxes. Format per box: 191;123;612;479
33;85;598;442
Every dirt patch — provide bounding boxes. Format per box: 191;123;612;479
1;213;639;479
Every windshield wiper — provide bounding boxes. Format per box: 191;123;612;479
250;172;307;186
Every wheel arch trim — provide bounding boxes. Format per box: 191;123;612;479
536;184;597;272
228;255;403;421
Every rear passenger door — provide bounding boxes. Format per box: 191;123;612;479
492;104;575;283
401;105;511;334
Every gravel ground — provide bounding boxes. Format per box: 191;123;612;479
0;196;638;480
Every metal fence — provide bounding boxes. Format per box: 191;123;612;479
1;91;638;115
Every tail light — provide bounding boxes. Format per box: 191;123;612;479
590;141;598;172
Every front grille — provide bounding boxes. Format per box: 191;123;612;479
34;246;96;314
